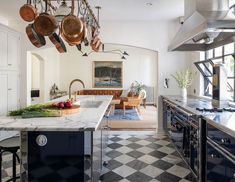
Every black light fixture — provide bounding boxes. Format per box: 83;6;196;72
123;51;129;56
82;53;88;57
82;44;129;59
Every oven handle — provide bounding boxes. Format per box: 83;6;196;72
207;137;235;164
173;116;186;126
163;99;194;117
190;122;198;130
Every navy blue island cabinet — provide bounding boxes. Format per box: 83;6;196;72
20;122;108;182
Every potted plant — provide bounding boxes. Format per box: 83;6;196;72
130;81;145;96
171;68;196;100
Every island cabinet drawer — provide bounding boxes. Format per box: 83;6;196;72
207;123;235;156
27;132;86;182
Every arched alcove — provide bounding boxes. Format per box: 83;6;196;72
30;53;45;105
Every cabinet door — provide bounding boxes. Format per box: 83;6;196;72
7;32;20;69
0;31;7;68
0;74;8;115
7;72;19;112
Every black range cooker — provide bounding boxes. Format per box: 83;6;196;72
163;99;204;181
163;100;235;182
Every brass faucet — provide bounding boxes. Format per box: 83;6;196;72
69;79;85;99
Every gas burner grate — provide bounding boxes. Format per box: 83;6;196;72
196;107;235;112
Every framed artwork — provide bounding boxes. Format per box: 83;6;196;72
93;61;123;88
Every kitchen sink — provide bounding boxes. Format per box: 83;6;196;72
79;101;102;108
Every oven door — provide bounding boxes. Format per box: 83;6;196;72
207;140;235;182
190;123;199;178
170;114;190;159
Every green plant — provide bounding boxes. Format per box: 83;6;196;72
171;69;196;89
130;81;145;95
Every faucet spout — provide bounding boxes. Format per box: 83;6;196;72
69;79;85;99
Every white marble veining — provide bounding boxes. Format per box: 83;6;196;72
162;95;235;137
0;95;112;131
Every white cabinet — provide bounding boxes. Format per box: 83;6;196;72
7;32;20;69
0;24;20;141
0;72;19;116
0;74;8;115
0;31;7;68
0;27;20;70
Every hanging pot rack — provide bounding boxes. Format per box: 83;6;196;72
20;0;101;53
41;0;100;28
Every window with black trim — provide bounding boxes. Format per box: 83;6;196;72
195;43;235;101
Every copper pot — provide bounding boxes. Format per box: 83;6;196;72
61;0;83;45
49;32;67;53
34;0;58;36
19;0;37;22
26;24;46;48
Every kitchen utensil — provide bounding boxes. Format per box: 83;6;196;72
19;0;37;22
61;0;83;45
26;24;46;48
34;0;58;36
49;32;67;53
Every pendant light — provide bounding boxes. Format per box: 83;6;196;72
54;0;71;22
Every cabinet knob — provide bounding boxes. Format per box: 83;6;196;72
8;64;12;66
221;138;231;144
211;154;220;158
8;88;12;91
36;135;47;147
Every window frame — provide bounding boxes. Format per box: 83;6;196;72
195;43;235;101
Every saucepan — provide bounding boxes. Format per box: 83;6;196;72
19;0;37;22
34;0;58;36
61;0;84;45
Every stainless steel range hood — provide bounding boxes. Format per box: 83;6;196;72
169;0;235;51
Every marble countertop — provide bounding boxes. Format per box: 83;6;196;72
0;95;112;131
162;95;235;137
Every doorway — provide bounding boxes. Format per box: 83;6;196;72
30;53;45;105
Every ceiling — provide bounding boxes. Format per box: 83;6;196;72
0;0;184;22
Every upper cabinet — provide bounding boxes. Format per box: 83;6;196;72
7;32;20;69
0;26;20;71
0;31;8;68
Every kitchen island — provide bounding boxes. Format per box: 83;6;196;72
0;95;113;182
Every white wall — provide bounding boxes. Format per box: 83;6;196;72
31;48;60;102
99;20;191;95
31;55;40;89
59;44;158;101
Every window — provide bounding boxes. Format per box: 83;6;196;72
195;43;235;101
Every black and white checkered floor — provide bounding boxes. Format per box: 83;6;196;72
1;131;194;182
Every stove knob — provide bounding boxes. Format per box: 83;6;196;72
221;138;231;144
233;173;235;178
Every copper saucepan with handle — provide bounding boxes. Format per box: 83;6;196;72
34;0;58;36
61;0;83;45
19;0;37;22
26;23;46;48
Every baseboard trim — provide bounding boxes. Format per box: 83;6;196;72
110;128;156;131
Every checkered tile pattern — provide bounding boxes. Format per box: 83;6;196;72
100;133;193;182
1;133;193;182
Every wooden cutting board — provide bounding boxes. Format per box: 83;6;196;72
50;105;80;115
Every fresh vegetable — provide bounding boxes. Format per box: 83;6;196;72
57;102;65;109
9;104;53;116
65;101;73;108
21;110;62;119
56;100;73;109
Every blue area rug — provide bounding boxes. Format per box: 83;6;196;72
108;109;142;121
